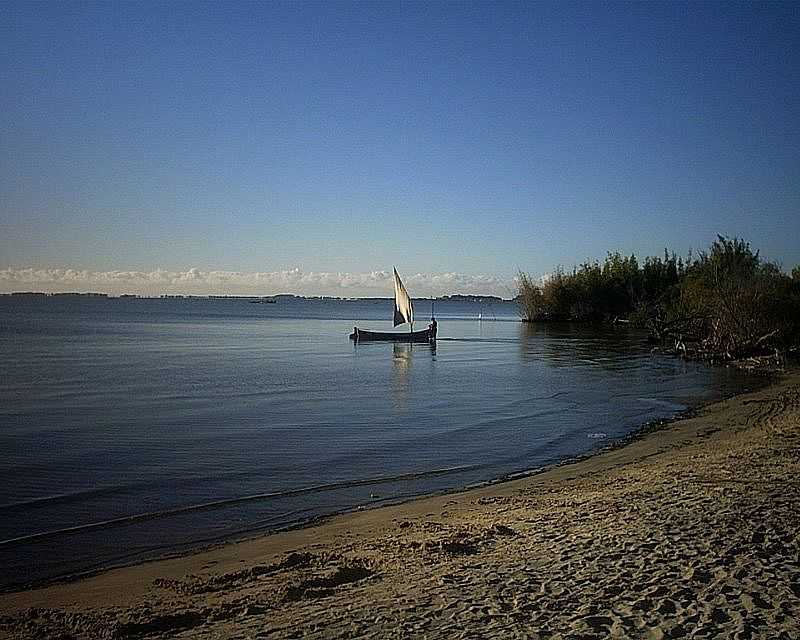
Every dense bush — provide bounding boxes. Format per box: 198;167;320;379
518;236;800;359
518;250;682;322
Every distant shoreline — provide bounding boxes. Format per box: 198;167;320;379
1;292;515;303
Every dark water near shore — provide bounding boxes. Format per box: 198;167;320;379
0;296;757;588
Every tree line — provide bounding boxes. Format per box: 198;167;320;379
517;236;800;360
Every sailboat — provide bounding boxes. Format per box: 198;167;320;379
349;268;437;343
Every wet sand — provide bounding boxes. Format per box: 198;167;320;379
2;371;799;639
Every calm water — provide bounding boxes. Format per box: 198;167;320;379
0;296;756;588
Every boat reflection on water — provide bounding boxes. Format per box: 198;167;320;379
391;341;436;411
392;342;412;385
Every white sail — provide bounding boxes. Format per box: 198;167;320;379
392;267;414;327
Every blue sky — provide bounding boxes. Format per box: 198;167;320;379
1;1;798;295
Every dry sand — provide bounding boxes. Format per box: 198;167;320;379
2;371;799;639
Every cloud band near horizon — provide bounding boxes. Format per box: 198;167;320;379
0;267;516;298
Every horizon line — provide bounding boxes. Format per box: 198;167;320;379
1;291;516;301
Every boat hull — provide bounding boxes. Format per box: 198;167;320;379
349;327;435;343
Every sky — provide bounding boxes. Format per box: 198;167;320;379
1;0;798;296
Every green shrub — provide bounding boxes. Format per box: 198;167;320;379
517;236;800;358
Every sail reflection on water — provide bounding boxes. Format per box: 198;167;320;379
391;343;412;411
390;342;437;411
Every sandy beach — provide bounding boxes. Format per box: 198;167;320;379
1;371;798;639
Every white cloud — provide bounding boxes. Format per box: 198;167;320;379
0;266;515;298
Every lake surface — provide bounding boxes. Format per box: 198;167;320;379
0;296;757;588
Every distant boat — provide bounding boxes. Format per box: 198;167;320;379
350;268;436;343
